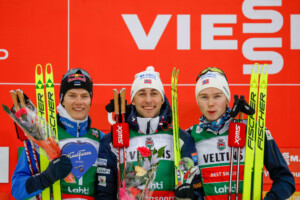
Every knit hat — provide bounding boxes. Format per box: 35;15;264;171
131;66;165;102
60;68;93;103
195;68;230;102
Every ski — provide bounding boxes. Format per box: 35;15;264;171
45;63;61;199
252;64;268;199
171;67;181;185
35;64;51;200
242;63;268;200
35;63;61;200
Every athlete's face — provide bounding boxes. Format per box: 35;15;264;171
62;88;91;120
132;88;164;118
197;87;228;122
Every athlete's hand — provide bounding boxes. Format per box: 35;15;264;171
174;183;194;200
25;155;72;194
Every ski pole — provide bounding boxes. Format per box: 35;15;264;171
228;95;239;200
113;89;121;193
16;89;41;173
235;96;247;200
235;112;244;200
111;88;130;199
228;95;247;200
120;88;128;176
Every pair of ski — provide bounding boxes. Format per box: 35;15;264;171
35;63;61;200
242;63;269;200
171;67;181;186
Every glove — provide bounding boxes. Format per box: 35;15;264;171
25;155;72;194
174;183;195;200
105;99;132;121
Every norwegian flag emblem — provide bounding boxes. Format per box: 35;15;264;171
144;79;152;84
202;79;209;85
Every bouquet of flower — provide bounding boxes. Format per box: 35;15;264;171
120;145;166;200
2;91;75;183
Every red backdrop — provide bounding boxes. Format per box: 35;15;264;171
0;0;300;199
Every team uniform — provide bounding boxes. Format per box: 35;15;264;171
96;98;198;200
11;107;105;200
187;113;295;200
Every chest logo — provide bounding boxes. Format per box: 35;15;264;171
62;142;97;180
145;137;154;149
217;139;226;151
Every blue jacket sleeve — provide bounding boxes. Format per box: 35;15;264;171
179;128;198;164
95;133;118;200
179;129;204;200
11;143;42;200
263;129;295;200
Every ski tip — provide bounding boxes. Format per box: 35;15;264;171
46;63;53;75
262;64;269;75
35;64;43;74
252;63;260;74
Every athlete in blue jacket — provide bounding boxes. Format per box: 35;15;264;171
11;68;105;200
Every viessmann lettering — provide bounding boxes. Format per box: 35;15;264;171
122;0;300;74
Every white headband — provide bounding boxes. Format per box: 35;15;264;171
195;71;230;102
131;66;164;102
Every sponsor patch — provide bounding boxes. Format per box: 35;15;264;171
139;73;156;80
200;72;217;80
92;129;99;138
97;158;107;166
266;129;273;140
68;74;86;82
192;152;198;164
97;167;110;174
98;176;106;186
193;181;202;189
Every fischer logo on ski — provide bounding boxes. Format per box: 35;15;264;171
242;63;269;200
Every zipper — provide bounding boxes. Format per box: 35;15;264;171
77;123;80;137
